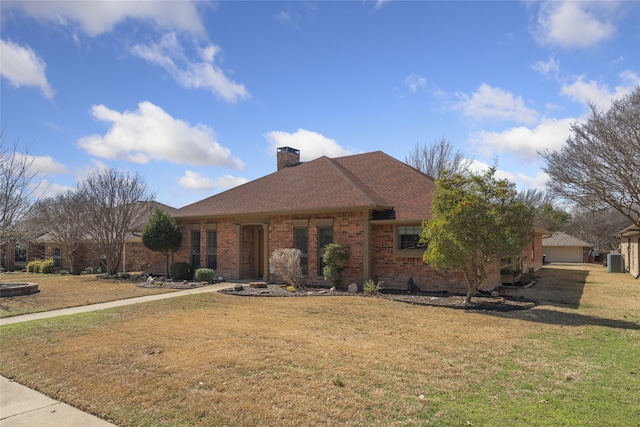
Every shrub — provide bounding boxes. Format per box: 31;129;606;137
170;262;193;281
40;259;55;274
363;279;383;294
81;267;94;275
59;270;69;275
322;243;349;289
27;260;43;273
269;248;303;288
195;268;216;283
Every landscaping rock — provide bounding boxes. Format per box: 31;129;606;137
490;290;500;297
249;282;268;288
234;284;245;291
348;283;358;293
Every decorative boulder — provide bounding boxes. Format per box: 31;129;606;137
249;282;268;289
348;283;358;294
234;284;245;291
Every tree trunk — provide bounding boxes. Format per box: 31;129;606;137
463;271;480;306
165;251;170;278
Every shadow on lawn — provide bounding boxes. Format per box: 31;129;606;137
501;264;588;309
491;308;640;330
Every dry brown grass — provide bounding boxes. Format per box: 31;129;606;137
1;264;639;426
0;273;176;318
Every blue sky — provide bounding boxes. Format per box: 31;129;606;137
1;0;639;208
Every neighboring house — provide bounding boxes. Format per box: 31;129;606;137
171;147;544;292
542;232;592;263
617;225;640;279
122;201;181;274
1;201;177;274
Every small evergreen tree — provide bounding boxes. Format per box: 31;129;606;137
142;208;182;277
322;243;349;289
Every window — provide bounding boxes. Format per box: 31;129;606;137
14;245;27;267
294;228;308;275
54;248;61;269
207;231;217;270
191;231;201;269
317;227;333;275
397;226;425;250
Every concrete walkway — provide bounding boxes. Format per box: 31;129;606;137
0;282;233;426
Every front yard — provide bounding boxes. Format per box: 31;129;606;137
0;264;639;425
0;273;177;318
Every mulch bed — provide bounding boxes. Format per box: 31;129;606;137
219;283;536;312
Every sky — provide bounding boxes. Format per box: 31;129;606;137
1;0;639;209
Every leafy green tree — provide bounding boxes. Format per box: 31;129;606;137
422;168;534;305
142;208;182;277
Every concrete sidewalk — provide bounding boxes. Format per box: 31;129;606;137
0;282;233;326
0;376;115;426
0;282;233;426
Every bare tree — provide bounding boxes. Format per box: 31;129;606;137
542;86;640;227
29;190;88;273
76;168;154;275
561;208;630;251
517;188;571;231
405;138;472;179
0;134;38;244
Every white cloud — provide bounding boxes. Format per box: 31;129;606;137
9;0;204;37
534;1;616;48
374;0;391;10
25;154;68;176
264;129;355;161
0;39;55;99
130;33;250;103
470;117;575;161
468;160;549;191
456;83;538;124
561;72;640;108
404;73;427;93
31;179;75;200
274;11;294;25
531;57;560;77
178;170;248;191
77;101;245;169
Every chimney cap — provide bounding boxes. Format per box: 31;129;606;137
277;146;300;155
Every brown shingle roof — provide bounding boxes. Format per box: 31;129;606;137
542;232;591;247
175;151;435;221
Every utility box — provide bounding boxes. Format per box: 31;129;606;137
607;254;624;273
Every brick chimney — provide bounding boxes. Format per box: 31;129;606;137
277;146;301;171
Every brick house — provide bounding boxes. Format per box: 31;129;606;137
618;225;640;279
172;147;544;292
1;201;178;274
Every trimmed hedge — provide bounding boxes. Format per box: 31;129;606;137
170;262;193;281
195;268;216;283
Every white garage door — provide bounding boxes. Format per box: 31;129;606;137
543;246;584;263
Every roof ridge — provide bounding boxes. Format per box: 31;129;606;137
323;156;390;207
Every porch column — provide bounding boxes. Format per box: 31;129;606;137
362;209;371;281
234;224;242;280
262;223;269;282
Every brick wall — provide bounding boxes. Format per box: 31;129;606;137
370;224;468;293
123;241;168;274
173;220;238;280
